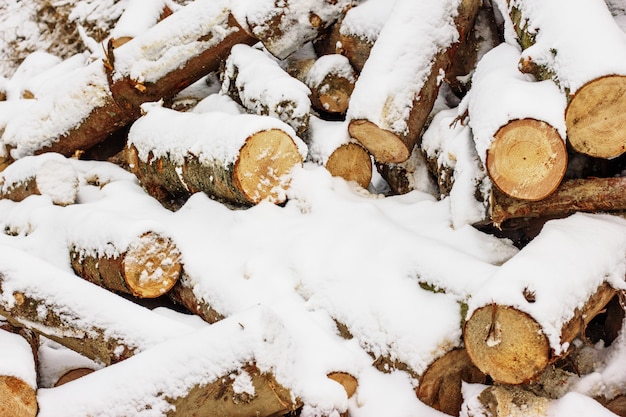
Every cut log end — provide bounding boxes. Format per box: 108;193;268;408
325;142;372;189
327;372;358;399
487;119;567;201
566;75;626;159
54;367;95;387
348;119;411;163
0;376;37;417
464;304;550;385
235;129;303;205
123;232;182;298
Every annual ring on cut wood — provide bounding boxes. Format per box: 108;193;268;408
464;304;550;385
487;118;567;201
0;376;37;417
325;142;372;189
565;75;626;159
348;119;411;163
233;129;304;204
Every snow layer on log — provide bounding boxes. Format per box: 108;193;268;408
346;0;461;136
307;116;354;165
109;0;174;40
0;325;36;390
339;0;395;43
1;61;111;159
495;0;626;93
111;0;236;84
467;213;626;354
128;104;307;166
461;42;566;165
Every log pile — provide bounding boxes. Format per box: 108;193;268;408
0;0;624;416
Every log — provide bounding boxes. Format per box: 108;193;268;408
0;246;195;365
464;213;626;384
53;368;95;387
464;43;568;201
221;44;311;137
36;309;297;417
416;348;487;416
490;176;626;227
477;385;550;417
127;106;307;207
0;322;38;417
347;0;481;163
376;145;437;197
0;153;78;206
496;0;626;159
230;0;351;60
69;231;182;299
307;116;372;188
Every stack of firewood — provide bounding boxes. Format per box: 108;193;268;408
0;0;625;416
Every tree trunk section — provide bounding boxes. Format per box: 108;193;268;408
489;176;626;227
127;108;306;207
464;283;617;385
347;0;481;164
325;142;372;188
0;323;38;417
0;153;79;206
502;0;626;159
416;348;487;416
70;232;182;299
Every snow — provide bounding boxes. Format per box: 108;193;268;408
0;323;37;389
0;1;624;417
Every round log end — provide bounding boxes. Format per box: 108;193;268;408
566;75;626;159
348;119;411;164
235;129;304;205
464;304;550;385
123;232;182;298
327;372;358;399
54;367;95;387
325;142;372;189
487;118;567;201
0;376;37;417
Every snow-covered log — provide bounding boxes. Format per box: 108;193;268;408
284;46;356;115
69;231;182;299
36;309;297;417
0;153;78;206
376;145;437;197
495;0;626;159
0;322;38;417
220;44;311;136
347;0;481;164
230;0;351;60
490;176;626;227
107;0;174;48
108;0;256;120
127;105;307;207
463;213;626;384
464;42;568;201
307;116;372;188
416;348;487;416
0;246;194;366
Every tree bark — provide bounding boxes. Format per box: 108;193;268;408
127;107;306;207
0;322;38;417
0;247;194;366
0;153;78;205
416;348;487;416
464;282;617;385
221;44;311;137
499;0;626;159
231;0;352;60
69;231;182;299
347;0;481;163
489;176;626;227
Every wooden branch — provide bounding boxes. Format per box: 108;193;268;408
220;44;311;136
127;107;306;207
501;0;626;159
36;311;297;417
0;153;78;206
231;0;351;60
0;247;194;366
69;231;182;299
0;322;38;417
416;348;487;416
490;176;626;226
347;0;481;163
